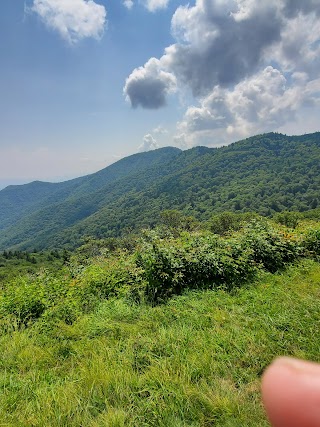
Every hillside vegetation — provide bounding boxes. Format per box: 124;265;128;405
0;132;319;250
0;216;319;426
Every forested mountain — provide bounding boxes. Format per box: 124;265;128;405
0;132;319;250
0;147;181;231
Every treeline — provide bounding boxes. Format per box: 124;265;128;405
1;249;68;261
0;249;69;282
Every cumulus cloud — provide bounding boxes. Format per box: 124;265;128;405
123;0;134;10
142;0;170;12
124;58;177;109
153;125;168;134
177;67;320;146
282;0;320;18
168;1;284;95
31;0;107;44
125;0;320;146
139;134;159;152
267;13;320;79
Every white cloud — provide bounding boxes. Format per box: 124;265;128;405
153;125;168;134
123;0;134;10
176;67;320;146
139;134;159;152
142;0;170;12
31;0;107;44
123;0;170;12
124;58;177;109
267;13;320;79
166;0;284;95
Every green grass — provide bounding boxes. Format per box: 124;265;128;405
0;260;319;426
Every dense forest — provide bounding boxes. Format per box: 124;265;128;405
0;132;319;251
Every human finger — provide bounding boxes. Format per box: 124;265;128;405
262;357;320;427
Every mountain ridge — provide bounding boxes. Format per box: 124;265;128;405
0;147;181;231
0;132;319;250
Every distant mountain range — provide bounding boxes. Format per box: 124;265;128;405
0;132;319;250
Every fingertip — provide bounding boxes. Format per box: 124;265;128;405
262;357;320;427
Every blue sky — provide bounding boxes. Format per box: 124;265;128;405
1;0;320;188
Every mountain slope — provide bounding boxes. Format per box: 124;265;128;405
0;147;182;248
0;147;181;231
0;132;319;250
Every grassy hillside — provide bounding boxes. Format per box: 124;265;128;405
0;132;320;250
1;267;319;426
0;217;319;425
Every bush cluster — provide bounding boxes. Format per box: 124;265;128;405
137;220;306;303
241;220;302;273
136;232;256;304
0;220;319;326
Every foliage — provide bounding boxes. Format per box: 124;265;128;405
0;249;65;283
241;220;302;273
136;231;256;304
274;211;301;228
302;227;320;258
159;209;200;236
208;211;259;235
0;218;319;424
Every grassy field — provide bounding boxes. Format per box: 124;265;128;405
0;259;319;426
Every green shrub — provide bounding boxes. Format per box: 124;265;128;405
274;211;301;228
136;232;256;304
302;228;320;258
208;212;259;235
209;212;242;235
242;221;301;272
1;219;318;327
77;255;145;302
136;221;306;304
0;278;46;327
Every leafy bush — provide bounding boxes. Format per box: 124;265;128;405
0;270;76;328
0;278;46;327
73;253;146;304
302;228;320;258
159;210;200;236
137;220;305;304
136;232;256;304
208;212;259;235
274;211;301;228
209;212;243;235
241;221;301;272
